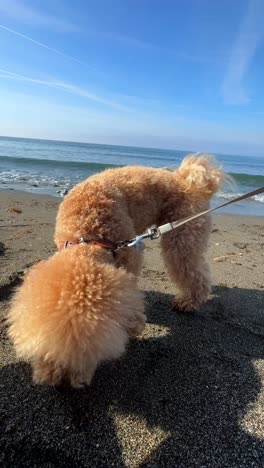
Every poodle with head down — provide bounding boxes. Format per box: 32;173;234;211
8;154;226;388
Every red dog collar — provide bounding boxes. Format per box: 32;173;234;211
60;237;119;253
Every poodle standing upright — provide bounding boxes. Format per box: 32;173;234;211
8;155;226;387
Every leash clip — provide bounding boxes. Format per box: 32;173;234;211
114;226;161;252
126;227;160;248
148;226;160;239
114;240;130;252
126;236;145;252
127;235;145;248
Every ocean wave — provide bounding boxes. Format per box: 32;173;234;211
231;172;264;186
216;192;243;200
254;194;264;203
0;154;118;171
216;191;264;204
1;154;264;187
0;152;184;167
1;154;264;205
0;170;75;190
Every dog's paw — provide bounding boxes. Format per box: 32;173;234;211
69;370;94;389
174;297;200;312
174;284;211;312
33;359;95;388
33;359;65;386
127;313;146;337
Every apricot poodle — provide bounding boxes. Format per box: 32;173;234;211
8;154;226;388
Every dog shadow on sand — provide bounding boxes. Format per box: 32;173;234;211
1;286;264;467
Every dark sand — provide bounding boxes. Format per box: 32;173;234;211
0;190;264;467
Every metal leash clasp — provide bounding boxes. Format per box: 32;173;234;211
114;227;161;253
126;226;160;248
127;236;145;248
114;240;130;252
126;235;146;253
148;226;160;239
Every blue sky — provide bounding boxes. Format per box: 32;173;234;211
0;0;263;156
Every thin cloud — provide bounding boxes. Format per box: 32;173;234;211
0;68;131;112
0;24;90;68
0;0;78;32
87;28;218;64
222;0;264;105
101;30;160;51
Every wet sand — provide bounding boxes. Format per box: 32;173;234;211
1;189;264;467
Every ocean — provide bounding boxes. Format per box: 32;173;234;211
0;136;263;216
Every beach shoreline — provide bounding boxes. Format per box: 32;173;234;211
1;189;264;466
1;135;264;216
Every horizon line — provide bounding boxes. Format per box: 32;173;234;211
0;134;262;160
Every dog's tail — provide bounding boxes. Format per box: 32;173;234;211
176;153;233;197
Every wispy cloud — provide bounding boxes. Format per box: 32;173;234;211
0;0;78;32
0;2;218;66
0;24;89;68
222;0;264;105
99;30;162;51
0;68;130;112
87;28;219;64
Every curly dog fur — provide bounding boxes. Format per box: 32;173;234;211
8;154;226;388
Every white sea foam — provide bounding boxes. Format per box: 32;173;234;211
254;194;264;203
216;191;264;204
0;169;75;194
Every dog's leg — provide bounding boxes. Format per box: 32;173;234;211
126;310;147;337
115;241;144;277
161;217;212;311
33;357;97;388
33;359;66;386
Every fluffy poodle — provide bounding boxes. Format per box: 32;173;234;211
8;154;226;388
